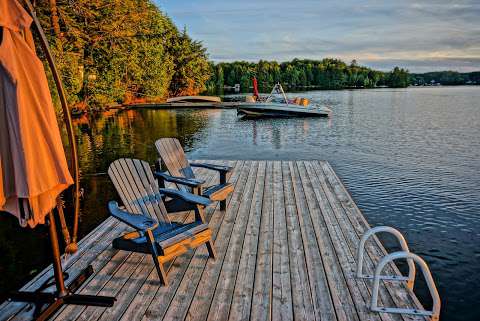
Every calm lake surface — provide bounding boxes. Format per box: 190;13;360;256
1;86;479;320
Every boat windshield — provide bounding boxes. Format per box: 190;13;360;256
265;83;289;104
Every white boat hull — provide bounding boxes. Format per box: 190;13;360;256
237;103;331;118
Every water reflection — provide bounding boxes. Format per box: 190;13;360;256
75;109;210;174
0;108;210;301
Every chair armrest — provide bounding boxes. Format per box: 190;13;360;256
108;201;158;231
159;188;212;207
189;162;233;174
154;171;205;188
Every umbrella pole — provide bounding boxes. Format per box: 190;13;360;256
9;211;116;321
48;211;68;297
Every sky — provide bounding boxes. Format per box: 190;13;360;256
156;0;480;73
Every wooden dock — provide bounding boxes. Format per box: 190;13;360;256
0;160;428;321
126;102;241;109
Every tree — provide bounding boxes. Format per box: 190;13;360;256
387;67;409;88
34;0;211;110
168;27;211;96
207;58;416;91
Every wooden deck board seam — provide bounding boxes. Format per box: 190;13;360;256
281;161;316;321
158;161;245;321
182;161;254;321
272;161;294;321
288;161;337;320
205;161;260;321
227;161;266;321
179;161;248;321
296;161;359;321
249;161;274;321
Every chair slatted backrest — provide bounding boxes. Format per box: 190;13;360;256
155;138;195;192
108;158;170;225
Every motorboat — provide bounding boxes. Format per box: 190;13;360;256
237;82;332;118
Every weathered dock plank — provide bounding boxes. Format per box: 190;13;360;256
305;161;390;321
0;160;430;321
184;161;251;321
272;161;293;321
206;161;259;321
281;161;315;321
297;161;359;321
318;162;425;321
249;161;274;321
229;161;265;321
289;161;337;320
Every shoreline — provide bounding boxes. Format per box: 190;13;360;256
71;84;479;119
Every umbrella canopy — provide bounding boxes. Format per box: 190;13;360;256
0;0;73;228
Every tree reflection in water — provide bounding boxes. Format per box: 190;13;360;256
0;108;208;301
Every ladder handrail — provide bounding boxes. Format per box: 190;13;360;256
356;226;415;289
371;251;441;321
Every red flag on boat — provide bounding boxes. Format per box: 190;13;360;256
252;77;260;99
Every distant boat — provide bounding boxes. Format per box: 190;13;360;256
237;82;332;118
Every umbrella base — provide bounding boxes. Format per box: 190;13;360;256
9;211;115;321
9;265;115;321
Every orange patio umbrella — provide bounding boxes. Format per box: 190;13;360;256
0;0;73;228
0;1;115;318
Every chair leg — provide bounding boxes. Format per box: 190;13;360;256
205;240;216;259
219;172;228;212
194;205;207;223
146;230;168;285
220;200;227;211
152;256;168;286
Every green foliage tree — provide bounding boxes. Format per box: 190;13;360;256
33;0;211;111
209;58;404;91
168;27;211;96
409;71;480;86
387;67;409;88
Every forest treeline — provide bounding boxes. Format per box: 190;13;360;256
410;71;480;86
35;0;211;111
206;59;409;92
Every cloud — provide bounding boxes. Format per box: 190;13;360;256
156;0;480;72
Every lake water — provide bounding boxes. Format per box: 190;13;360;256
1;86;479;320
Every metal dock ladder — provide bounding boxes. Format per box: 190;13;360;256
356;226;441;321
